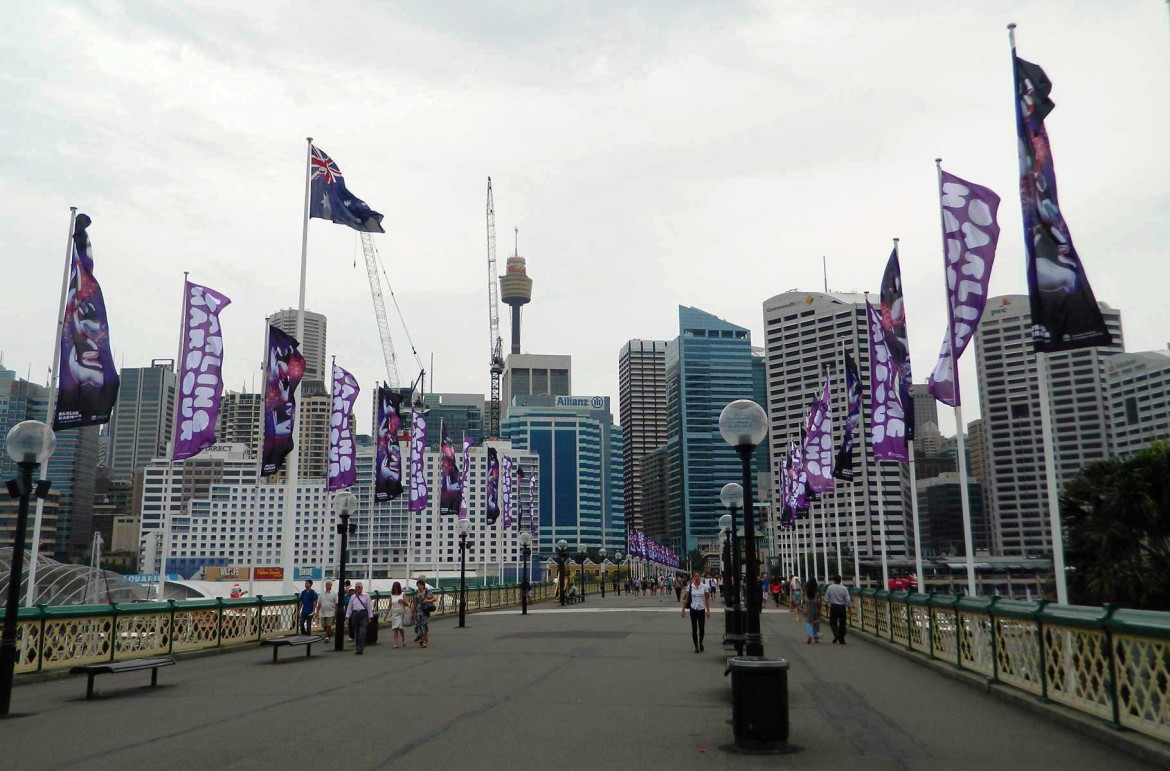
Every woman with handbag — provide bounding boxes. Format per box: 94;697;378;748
389;582;407;649
412;578;436;648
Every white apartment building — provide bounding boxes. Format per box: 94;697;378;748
1104;350;1170;458
974;295;1123;556
762;291;909;561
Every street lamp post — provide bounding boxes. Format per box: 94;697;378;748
332;492;358;652
519;531;532;615
457;518;470;628
721;483;745;652
719;400;768;658
577;552;588;603
2;421;56;716
598;548;607;597
555;539;569;606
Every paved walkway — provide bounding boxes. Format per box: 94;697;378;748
3;593;1161;770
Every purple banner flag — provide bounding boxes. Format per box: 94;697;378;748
172;281;231;460
54;214;120;430
804;378;835;493
376;386;404;502
528;471;538;535
458;438;473;520
880;250;915;440
409;408;429;512
486;447;500;525
1013;55;1111;352
327;364;360;491
501;455;514;528
927;171;1002;407
833;351;861;481
261;326;305;476
438;420;461;515
867;299;908;462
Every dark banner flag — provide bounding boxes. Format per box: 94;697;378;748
375;386;404;502
409;408;429;512
54;214;120;430
458;438;473;519
309;145;385;233
261;325;305;476
833;350;861;480
486;447;500;525
438;420;462;515
1013;54;1110;351
928;171;1002;406
327;364;360;492
173;281;231;460
879;249;915;440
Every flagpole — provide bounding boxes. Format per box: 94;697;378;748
26;207;77;606
280;136;314;596
853;325;870;589
250;320;270;598
936;158;979;597
367;379;379;587
891;238;926;593
1035;351;1067;604
876;462;890;588
153;272;189;600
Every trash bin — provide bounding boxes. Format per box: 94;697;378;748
727;656;789;750
366;613;380;645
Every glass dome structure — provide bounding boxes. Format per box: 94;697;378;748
0;548;146;606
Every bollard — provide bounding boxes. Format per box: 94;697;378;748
727;656;789;750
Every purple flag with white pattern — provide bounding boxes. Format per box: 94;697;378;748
409;408;429;512
804;378;835;493
327;364;360;491
501;454;514;528
867;298;908;461
927;170;1001;407
173;280;231;460
528;472;538;534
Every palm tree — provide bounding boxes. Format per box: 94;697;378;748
1063;442;1170;610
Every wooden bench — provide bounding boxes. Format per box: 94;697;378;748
261;634;325;663
70;657;176;700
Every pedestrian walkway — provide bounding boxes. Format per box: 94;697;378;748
4;593;1161;770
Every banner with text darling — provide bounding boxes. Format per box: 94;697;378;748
173;280;231;460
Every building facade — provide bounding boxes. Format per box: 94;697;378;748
618;339;669;532
419;393;484;449
1104;351;1170;458
974;295;1123;556
107;361;177;483
218;391;262;459
501;353;571;414
267;309;328;385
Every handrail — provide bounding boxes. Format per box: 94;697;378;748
2;581;554;677
839;588;1170;745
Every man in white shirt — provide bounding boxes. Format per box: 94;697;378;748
681;571;712;653
825;575;851;644
345;582;373;654
318;580;337;641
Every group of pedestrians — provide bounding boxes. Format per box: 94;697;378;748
780;574;851;645
295;576;439;654
626;576;677;596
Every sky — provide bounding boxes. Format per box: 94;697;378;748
2;1;1167;438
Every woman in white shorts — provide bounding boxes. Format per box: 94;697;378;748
389;581;406;648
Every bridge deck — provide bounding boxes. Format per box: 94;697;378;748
6;593;1159;770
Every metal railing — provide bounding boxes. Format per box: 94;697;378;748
3;581;554;676
826;589;1170;745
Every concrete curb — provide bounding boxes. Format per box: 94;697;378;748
850;627;1170;770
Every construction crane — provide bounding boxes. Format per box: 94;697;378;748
486;178;505;437
360;232;401;388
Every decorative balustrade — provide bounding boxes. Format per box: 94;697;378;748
822;588;1170;745
3;582;554;677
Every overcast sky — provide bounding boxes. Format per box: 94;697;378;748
2;1;1167;437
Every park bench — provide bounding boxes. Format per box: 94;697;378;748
70;657;176;700
261;634;325;663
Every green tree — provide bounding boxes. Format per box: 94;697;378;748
1063;442;1170;610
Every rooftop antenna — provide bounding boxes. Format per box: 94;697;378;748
823;255;829;293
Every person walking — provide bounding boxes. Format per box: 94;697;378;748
297;580;318;635
680;570;711;653
825;574;850;644
770;577;782;608
802;583;822;644
318;580;337;641
412;578;436;648
674;576;683;603
389;581;406;648
346;582;373;654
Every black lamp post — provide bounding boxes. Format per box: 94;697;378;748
519;531;532;615
555;539;569;606
721;484;745;652
598;548;607;598
2;421;55;716
457;518;470;628
333;491;358;652
719;400;768;658
577;552;588;603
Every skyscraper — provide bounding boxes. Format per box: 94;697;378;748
219;391;263;458
1103;351;1170;458
974;295;1123;556
911;383;939;433
267;309;328;384
761;291;910;562
418;393;484;449
108;361;177;482
618;339;669;532
665;307;762;553
501;353;571;414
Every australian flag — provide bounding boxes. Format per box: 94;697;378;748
309;145;385;233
